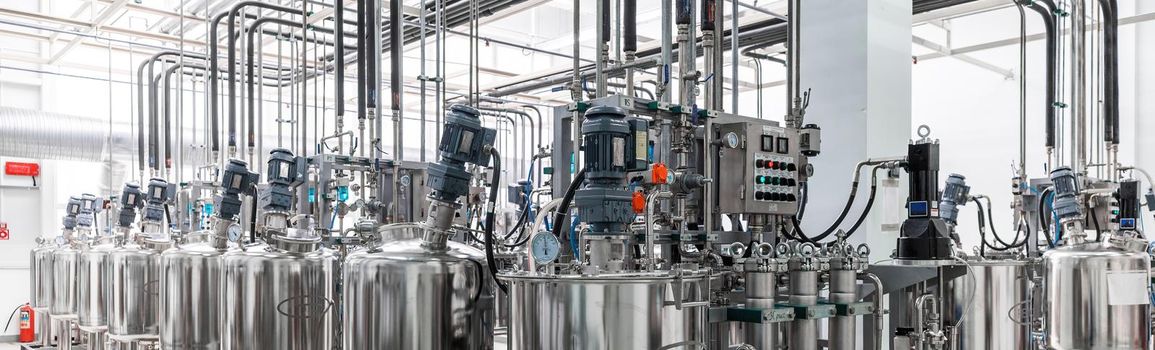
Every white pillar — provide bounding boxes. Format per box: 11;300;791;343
798;0;912;258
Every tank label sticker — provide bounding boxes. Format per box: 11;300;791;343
1106;271;1149;305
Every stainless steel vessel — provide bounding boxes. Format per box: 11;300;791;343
945;256;1031;350
51;243;81;318
1043;240;1151;349
108;237;171;340
30;238;57;346
159;233;232;350
502;270;709;350
221;236;336;350
343;238;493;350
30;240;56;310
78;237;117;328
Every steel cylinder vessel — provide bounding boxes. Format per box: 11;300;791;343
221;237;336;350
78;238;117;328
944;257;1031;350
30;242;56;310
51;244;81;318
343;238;493;349
159;234;232;350
108;238;171;343
30;241;57;346
503;270;709;350
1043;242;1151;349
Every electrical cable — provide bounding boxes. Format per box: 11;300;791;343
482;150;507;294
1090;206;1103;242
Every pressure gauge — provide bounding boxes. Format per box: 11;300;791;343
227;224;244;242
723;132;740;149
529;231;561;264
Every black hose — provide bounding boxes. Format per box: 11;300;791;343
844;185;878;238
600;0;611;43
701;0;716;31
623;0;637;52
1023;0;1059;148
676;0;693;25
1099;0;1120;144
980;197;1018;248
2;304;21;333
794;180;861;243
798;182;808;219
1038;188;1056;248
1090;207;1103;242
551;168;589;239
483;150;508;294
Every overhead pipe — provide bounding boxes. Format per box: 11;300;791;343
786;0;802;128
1069;0;1087;174
478;106;534;181
390;0;405;219
1022;0;1059;153
163;64;208;177
226;2;308;160
595;0;610;97
244;16;357;162
1097;0;1120;179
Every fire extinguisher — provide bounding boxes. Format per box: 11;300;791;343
5;303;34;343
18;304;35;343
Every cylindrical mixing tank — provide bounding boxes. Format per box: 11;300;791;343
78;238;117;328
221;237;336;350
944;257;1031;350
503;270;709;349
159;235;231;350
30;243;56;310
51;245;80;317
343;238;493;349
108;238;171;341
1043;243;1150;349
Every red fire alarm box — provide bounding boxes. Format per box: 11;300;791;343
0;222;9;240
4;162;40;177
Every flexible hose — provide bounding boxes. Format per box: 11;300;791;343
551;167;589;239
483;150;507;294
1038;188;1056;248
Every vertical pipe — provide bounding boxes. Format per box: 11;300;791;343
702;0;716;110
335;0;345;138
660;0;672;103
596;0;609;97
1017;2;1028;182
571;0;583;179
623;0;637;99
419;0;427;162
1070;0;1087;173
391;0;405;220
730;0;739;113
786;0;801;127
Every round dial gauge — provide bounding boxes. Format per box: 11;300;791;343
529;232;561;264
723;132;740;149
227;224;243;242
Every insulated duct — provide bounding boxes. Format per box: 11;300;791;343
0;107;119;162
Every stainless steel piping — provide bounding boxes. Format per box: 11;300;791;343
861;272;885;350
1070;0;1087;174
660;0;672;102
645;190;673;271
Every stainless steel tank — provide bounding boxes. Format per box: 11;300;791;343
502;270;709;349
1043;241;1151;349
221;235;336;350
78;236;117;328
945;256;1031;349
343;238;493;349
159;233;232;350
51;243;81;318
30;239;57;346
30;240;56;310
108;237;171;341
